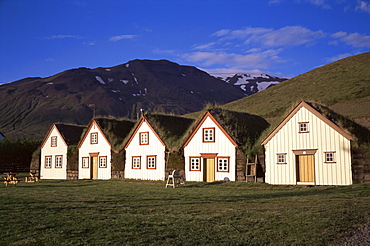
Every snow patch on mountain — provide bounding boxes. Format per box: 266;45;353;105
95;76;106;84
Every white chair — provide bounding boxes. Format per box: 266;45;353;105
165;169;186;188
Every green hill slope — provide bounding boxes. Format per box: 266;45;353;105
222;52;370;127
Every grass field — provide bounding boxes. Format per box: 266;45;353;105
1;180;370;245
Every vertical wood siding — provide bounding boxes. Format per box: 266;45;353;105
184;116;236;181
125;121;166;181
78;122;112;179
265;106;352;185
40;127;68;179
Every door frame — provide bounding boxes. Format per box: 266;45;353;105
200;153;217;182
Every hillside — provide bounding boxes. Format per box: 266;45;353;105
222;52;370;128
0;60;246;139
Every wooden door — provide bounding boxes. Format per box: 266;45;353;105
203;158;215;182
91;156;98;179
297;155;315;182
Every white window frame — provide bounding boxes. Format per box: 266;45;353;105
91;132;98;144
55;155;62;168
325;152;335;163
217;157;229;172
82;157;89;168
51;136;57;147
99;156;107;168
277;153;287;164
203;128;215;142
132;156;141;169
190;157;201;171
299;122;309;133
139;132;149;145
147;156;156;169
45;156;52;168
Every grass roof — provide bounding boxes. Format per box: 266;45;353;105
94;117;136;151
55;123;85;146
144;113;195;150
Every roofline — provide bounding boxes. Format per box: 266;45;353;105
77;119;112;149
182;111;238;148
40;123;68;149
123;117;166;149
261;101;354;145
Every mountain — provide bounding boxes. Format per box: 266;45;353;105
212;73;287;96
0;59;247;139
221;52;370;128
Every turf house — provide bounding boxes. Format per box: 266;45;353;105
40;123;85;180
78;118;135;180
261;101;370;186
182;108;269;182
124;113;194;181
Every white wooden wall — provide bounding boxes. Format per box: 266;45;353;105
78;122;112;179
264;106;352;185
184;116;236;181
40;127;68;179
125;121;166;181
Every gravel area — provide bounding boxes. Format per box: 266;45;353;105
331;218;370;246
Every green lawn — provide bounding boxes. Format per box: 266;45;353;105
1;180;369;245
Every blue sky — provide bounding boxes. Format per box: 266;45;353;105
1;0;370;83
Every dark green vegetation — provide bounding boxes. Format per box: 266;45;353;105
1;180;369;245
0;138;41;172
223;52;370;128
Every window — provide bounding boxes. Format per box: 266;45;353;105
190;157;201;171
147;156;156;169
139;132;149;145
277;154;286;164
99;156;107;168
217;157;229;172
203;128;215;142
51;136;57;147
45;156;52;168
325;152;335;163
55;155;62;168
299;122;309;133
91;132;98;144
132;156;141;169
82;157;89;168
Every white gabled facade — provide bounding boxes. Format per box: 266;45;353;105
262;101;353;186
124;118;166;181
40;124;68;179
78;120;112;180
183;112;238;182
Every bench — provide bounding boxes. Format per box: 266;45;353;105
3;173;20;186
24;173;39;183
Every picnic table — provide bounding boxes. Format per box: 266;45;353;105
3;172;20;186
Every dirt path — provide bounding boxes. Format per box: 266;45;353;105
331;218;370;246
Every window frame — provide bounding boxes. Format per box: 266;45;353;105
189;157;201;171
51;136;57;147
147;155;156;169
276;153;287;164
45;156;52;169
132;156;141;169
203;127;215;143
55;155;62;168
82;157;89;168
217;157;229;172
99;156;107;168
91;132;98;144
324;151;336;163
298;122;309;133
139;132;149;145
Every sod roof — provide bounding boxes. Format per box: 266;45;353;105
93;117;136;151
54;123;85;146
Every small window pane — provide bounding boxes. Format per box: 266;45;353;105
218;158;228;172
147;156;156;169
133;157;141;169
140;132;149;145
277;154;286;164
99;157;107;168
91;133;98;144
82;157;89;168
55;156;62;168
190;158;200;171
51;136;57;147
325;152;335;162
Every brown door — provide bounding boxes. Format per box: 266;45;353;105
203;158;215;182
297;155;315;182
91;156;98;179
